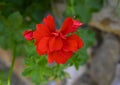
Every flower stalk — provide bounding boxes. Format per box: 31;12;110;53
7;44;16;85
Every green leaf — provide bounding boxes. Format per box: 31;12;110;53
22;67;33;76
7;12;23;28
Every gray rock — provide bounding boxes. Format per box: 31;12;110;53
111;64;120;85
90;33;120;85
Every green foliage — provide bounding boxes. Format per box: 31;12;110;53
23;43;69;85
116;0;120;17
0;0;51;22
0;70;8;85
0;0;103;85
0;11;26;56
8;12;23;28
65;0;103;23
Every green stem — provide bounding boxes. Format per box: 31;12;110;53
70;0;75;16
7;44;16;85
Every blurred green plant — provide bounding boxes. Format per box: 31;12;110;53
0;11;26;56
116;0;120;17
0;0;52;85
0;0;103;85
0;11;27;85
23;43;69;84
0;0;51;22
0;70;8;85
65;0;103;23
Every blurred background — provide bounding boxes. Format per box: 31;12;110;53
0;0;120;85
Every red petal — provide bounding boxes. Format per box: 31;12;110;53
49;37;63;52
43;15;56;32
33;24;50;45
23;30;33;40
36;37;49;55
72;20;83;32
63;34;83;52
48;51;73;64
60;17;73;35
63;39;78;52
67;34;84;49
60;17;83;35
76;37;84;48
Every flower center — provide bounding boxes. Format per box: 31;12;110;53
52;32;59;36
51;31;66;39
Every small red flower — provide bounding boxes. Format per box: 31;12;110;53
24;15;84;64
23;30;34;40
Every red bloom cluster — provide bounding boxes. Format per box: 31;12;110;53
23;15;84;64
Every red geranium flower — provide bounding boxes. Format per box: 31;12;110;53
33;15;84;64
24;15;84;64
